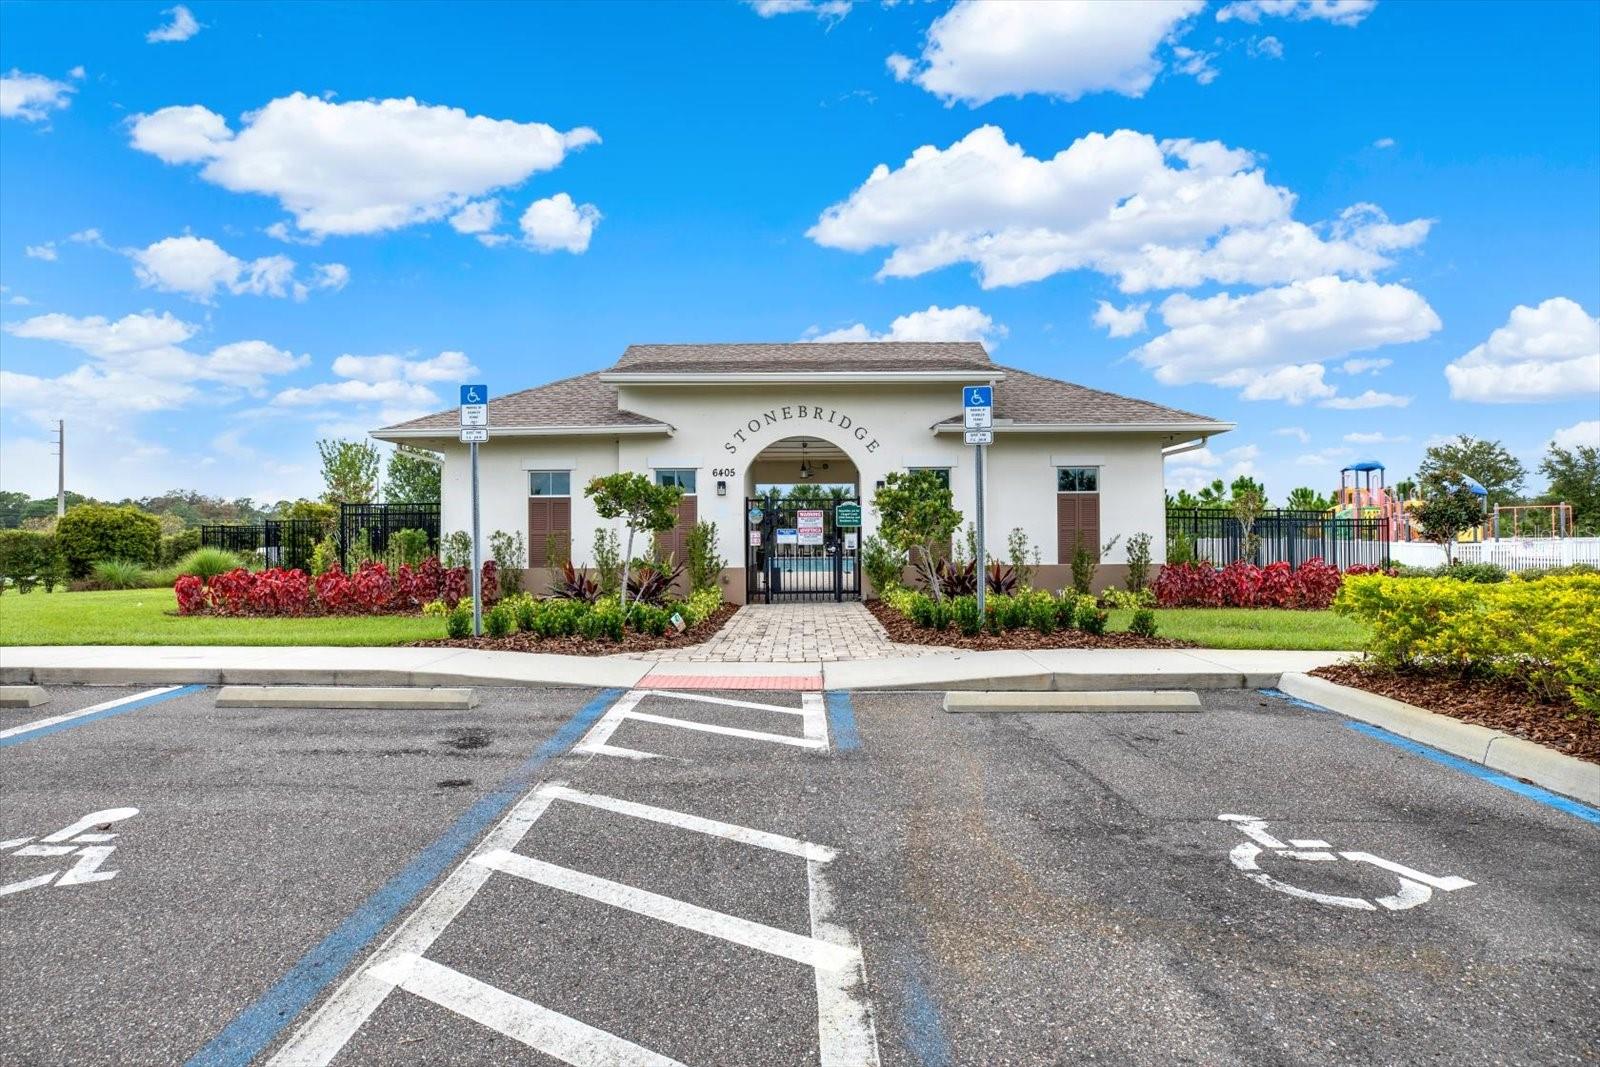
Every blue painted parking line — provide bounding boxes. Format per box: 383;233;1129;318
1262;689;1600;826
825;691;862;751
898;958;952;1067
0;685;206;749
186;687;625;1067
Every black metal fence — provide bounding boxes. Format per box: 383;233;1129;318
1166;508;1389;569
200;519;324;572
745;497;862;603
200;503;441;572
338;503;441;571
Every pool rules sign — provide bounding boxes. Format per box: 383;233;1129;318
461;384;488;636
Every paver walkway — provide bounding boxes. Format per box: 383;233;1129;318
628;602;934;662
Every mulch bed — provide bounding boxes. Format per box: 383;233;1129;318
1311;664;1599;764
410;601;740;657
866;600;1196;651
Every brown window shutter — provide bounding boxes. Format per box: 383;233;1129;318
527;499;572;567
654;496;697;563
1057;493;1102;562
1081;494;1100;559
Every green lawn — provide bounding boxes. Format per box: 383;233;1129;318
1106;607;1367;650
0;589;1366;651
0;588;443;646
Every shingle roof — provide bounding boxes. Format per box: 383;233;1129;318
931;365;1220;427
377;372;665;434
375;348;1224;436
609;341;993;374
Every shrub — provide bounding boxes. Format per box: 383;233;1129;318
592;528;622;596
1101;588;1155;610
158;528;202;565
626;555;683;607
1006;527;1038;591
934;558;980;597
907;592;938;629
951;595;982;636
1124;532;1153;593
512;595;537;632
1080;607;1109;635
446;602;473;639
1128;608;1158;638
1166;529;1196;566
441;530;473;568
0;529;59;593
579;602;625;642
1152;558;1344;610
862;534;905;597
311;536;340;577
1335;573;1599;716
392;528;432;568
422;599;449;617
485;603;515;638
1029;595;1057;635
1070;535;1098;594
174;575;206;614
91;558;149;590
489;529;527;594
174;547;247;582
680;587;723;628
56;504;160;577
684;520;726;593
551;560;602;602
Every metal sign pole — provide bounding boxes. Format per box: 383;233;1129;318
975;442;986;618
470;440;482;637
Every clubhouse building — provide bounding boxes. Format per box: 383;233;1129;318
373;342;1233;601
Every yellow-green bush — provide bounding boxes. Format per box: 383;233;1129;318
1334;573;1600;714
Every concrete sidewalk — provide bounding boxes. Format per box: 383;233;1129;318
0;644;1348;691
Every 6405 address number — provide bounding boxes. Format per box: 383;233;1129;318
711;467;737;478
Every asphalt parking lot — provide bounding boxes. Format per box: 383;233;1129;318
2;683;1596;1065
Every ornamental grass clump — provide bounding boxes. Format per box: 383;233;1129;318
1334;573;1600;718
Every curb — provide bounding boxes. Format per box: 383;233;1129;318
1278;673;1600;806
216;686;479;710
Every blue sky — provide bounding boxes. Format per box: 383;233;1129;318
2;0;1597;505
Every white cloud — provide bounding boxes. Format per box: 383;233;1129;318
24;243;57;261
1373;137;1396;149
806;304;1005;348
1092;300;1149;338
746;0;851;21
1444;297;1600;404
1295;446;1355;466
1;310;307;418
890;0;1204;107
1250;35;1285;59
129;92;599;238
1171;46;1218;86
1273;426;1310;444
330;350;477;384
1344;431;1409;444
1551;420;1600;451
1320;389;1410;409
129;235;347;303
1340;356;1391;374
146;4;202;43
271;379;439;408
808;126;1430;292
450;199;500;234
1221;363;1337;405
1133;276;1439;391
1217;0;1377;26
1;70;75;122
1166;442;1260;489
519;192;600;253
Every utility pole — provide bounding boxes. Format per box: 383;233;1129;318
52;420;65;517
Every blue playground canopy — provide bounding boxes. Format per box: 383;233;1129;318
1345;461;1385;473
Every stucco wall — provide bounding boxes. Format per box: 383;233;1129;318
431;380;1181;583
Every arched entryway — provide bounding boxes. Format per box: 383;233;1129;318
743;436;863;602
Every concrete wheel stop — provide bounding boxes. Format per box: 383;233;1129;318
943;690;1202;713
216;686;479;710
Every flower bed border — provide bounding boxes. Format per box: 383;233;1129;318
866;601;1194;651
411;601;740;656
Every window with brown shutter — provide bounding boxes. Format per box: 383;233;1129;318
1056;466;1101;562
654;496;698;563
527;470;572;567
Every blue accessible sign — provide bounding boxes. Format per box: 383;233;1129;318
963;385;992;408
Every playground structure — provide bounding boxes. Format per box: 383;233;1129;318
1332;461;1581;544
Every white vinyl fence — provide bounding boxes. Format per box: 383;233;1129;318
1389;538;1600;571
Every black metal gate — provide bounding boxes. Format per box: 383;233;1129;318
745;497;862;602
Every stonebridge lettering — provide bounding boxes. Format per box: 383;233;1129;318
722;404;880;455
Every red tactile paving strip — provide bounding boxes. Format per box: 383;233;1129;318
637;673;824;691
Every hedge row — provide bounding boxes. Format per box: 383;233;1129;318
1334;573;1600;714
1153;559;1344;610
174;559;499;616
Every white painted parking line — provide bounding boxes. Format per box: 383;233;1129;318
0;687;183;741
1;807;140;898
370;953;686;1067
478;849;855;971
269;688;879;1067
574;689;828;761
543;785;837;863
